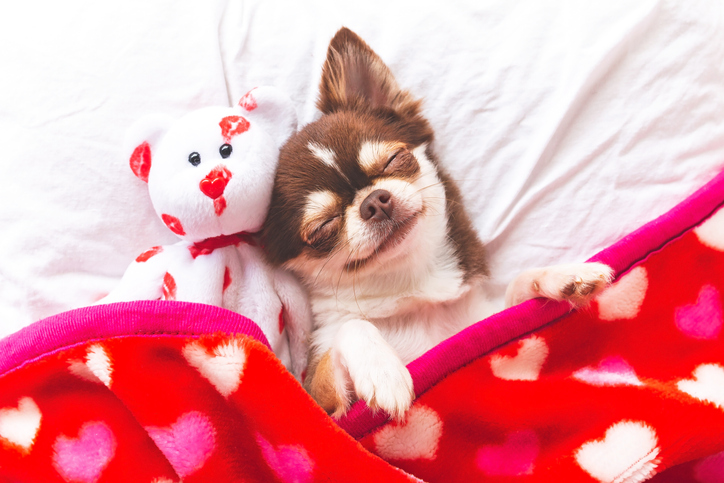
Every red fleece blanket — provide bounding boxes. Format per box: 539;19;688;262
3;170;724;482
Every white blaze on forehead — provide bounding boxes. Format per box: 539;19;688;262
308;142;337;168
309;141;350;182
358;140;402;174
304;190;338;223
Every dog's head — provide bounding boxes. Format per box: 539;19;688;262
263;28;486;286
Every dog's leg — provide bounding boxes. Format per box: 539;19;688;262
306;319;414;420
505;262;614;307
305;350;351;417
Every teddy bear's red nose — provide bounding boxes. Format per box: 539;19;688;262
200;166;232;199
200;177;226;199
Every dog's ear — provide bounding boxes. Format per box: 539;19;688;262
318;27;420;116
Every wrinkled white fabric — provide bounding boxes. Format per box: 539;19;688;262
1;0;723;336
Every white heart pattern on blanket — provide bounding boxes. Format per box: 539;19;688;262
490;335;549;381
68;358;104;383
85;344;113;387
0;397;42;452
183;339;246;397
575;420;659;483
68;346;113;385
597;266;648;321
695;207;724;251
373;405;443;461
677;363;724;410
573;356;644;387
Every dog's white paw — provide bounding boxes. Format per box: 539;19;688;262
351;354;414;421
536;262;614;306
507;262;615;307
330;319;415;420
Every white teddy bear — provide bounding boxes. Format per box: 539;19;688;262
98;87;311;379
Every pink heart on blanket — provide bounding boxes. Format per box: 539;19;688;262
53;421;116;483
146;411;216;478
476;429;539;476
694;450;724;483
675;285;723;340
572;356;643;386
256;433;314;483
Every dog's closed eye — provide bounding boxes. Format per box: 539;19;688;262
382;148;418;177
299;190;347;255
305;216;341;250
382;150;401;173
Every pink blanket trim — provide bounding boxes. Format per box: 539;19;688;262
0;300;270;377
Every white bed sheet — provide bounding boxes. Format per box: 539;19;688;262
1;0;723;337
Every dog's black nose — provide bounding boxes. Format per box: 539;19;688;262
360;189;393;221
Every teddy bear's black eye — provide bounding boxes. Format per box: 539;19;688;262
219;144;233;159
188;152;201;166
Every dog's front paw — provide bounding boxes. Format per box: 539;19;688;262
323;319;415;420
350;354;414;421
536;262;614;306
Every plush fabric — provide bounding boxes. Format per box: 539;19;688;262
0;303;417;482
346;170;724;481
3;170;724;481
95;87;311;378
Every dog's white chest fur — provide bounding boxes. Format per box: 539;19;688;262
309;251;494;365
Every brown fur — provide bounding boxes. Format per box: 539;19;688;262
262;27;488;281
304;351;345;414
318;28;421;116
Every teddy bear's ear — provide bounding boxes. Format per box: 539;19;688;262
124;114;174;182
237;86;298;145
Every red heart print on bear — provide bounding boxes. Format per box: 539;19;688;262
129;142;151;182
219;116;250;143
239;89;258;111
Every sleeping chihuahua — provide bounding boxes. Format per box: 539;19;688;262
263;28;613;420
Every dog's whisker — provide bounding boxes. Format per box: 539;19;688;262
351;245;366;318
312;238;351;288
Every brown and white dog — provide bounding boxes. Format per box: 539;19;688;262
262;28;613;420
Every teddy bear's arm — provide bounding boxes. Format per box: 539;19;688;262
96;249;170;304
273;268;313;381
